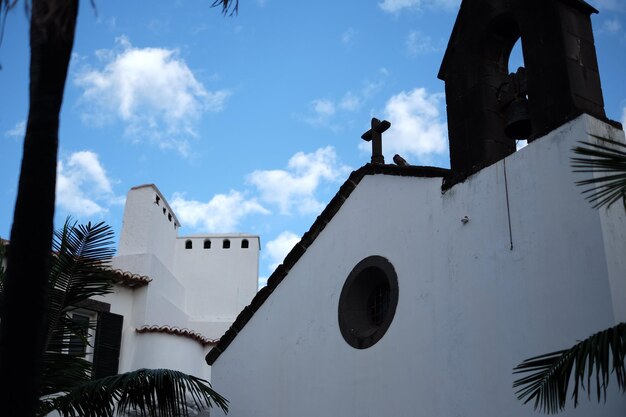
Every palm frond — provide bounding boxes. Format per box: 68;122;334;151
39;368;229;417
46;219;115;350
45;314;96;358
211;0;238;16
0;0;18;50
571;134;626;209
40;219;117;401
513;323;626;414
39;352;92;397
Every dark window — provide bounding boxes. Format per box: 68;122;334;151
338;256;399;349
163;207;166;215
241;239;249;249
223;239;230;249
368;284;390;326
69;314;90;357
155;195;161;205
168;213;172;222
185;240;192;249
204;239;211;249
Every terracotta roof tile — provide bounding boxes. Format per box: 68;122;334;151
136;325;219;346
110;269;152;288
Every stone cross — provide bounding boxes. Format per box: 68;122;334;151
361;117;391;164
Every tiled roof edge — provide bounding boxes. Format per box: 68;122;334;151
205;164;449;365
110;269;152;288
136;325;219;346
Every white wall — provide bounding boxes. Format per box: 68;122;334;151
210;115;626;417
118;185;179;269
173;235;259;338
104;185;260;380
130;332;208;378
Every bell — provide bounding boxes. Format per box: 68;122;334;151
504;96;531;139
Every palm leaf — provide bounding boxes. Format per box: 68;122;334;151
211;0;238;15
39;368;229;417
39;352;92;397
41;219;117;400
571;135;626;209
513;323;626;414
45;219;115;352
48;219;116;310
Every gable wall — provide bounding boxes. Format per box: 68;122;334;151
210;114;626;417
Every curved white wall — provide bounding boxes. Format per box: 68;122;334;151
131;333;208;378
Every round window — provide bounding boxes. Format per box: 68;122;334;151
338;256;399;349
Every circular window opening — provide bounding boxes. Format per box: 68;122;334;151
338;256;398;349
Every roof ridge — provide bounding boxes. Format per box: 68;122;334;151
205;164;449;365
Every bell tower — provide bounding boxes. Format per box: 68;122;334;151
438;0;607;177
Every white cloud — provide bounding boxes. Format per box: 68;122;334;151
339;92;360;111
300;71;387;129
99;16;117;31
379;0;459;13
380;0;420;12
300;99;339;128
74;36;230;156
247;147;351;215
4;120;25;139
56;151;119;217
264;231;300;271
313;99;336;117
603;18;623;34
590;0;625;12
405;31;440;56
170;191;269;232
621;106;626;129
435;0;461;9
362;79;384;98
361;88;447;162
258;276;269;288
341;28;356;46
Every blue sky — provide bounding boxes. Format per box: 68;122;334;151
1;0;625;286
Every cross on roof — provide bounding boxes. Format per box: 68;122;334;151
361;117;391;164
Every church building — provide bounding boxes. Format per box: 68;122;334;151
205;0;626;416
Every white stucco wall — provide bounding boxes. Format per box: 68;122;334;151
130;332;210;379
210;114;626;417
173;235;259;338
118;185;179;269
99;184;260;381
